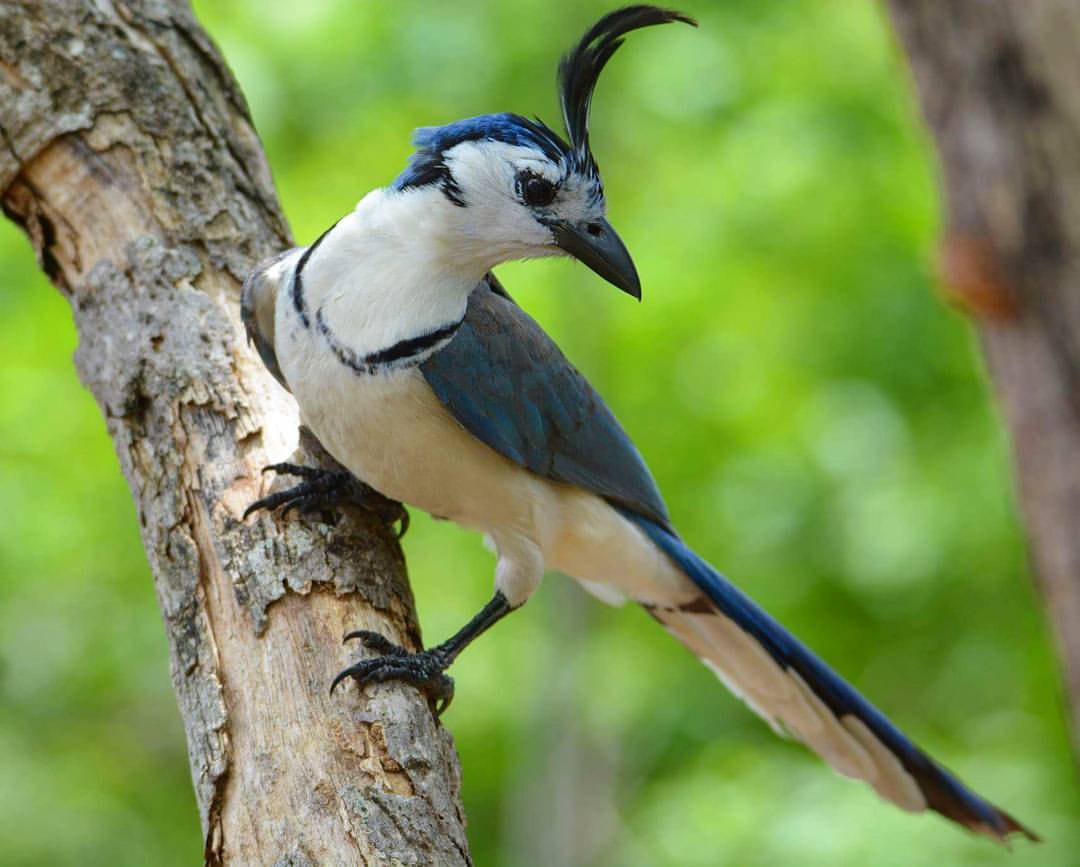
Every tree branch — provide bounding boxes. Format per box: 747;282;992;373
0;1;470;862
885;0;1080;758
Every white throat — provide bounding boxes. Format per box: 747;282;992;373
296;187;494;365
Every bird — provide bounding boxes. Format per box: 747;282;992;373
241;4;1036;844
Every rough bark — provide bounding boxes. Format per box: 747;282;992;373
0;1;470;863
885;0;1080;755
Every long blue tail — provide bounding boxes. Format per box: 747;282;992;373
625;511;1036;843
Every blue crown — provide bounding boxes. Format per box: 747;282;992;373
392;113;569;198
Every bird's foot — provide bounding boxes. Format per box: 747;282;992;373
331;630;455;716
244;463;409;537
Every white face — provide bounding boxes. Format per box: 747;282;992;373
440;140;605;263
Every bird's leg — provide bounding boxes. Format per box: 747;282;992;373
244;462;409;537
331;592;514;715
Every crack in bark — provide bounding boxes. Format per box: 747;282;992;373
0;118;18;164
183;476;233;865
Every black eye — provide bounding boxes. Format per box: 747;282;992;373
521;175;557;207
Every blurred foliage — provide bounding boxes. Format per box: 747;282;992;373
1;1;1077;864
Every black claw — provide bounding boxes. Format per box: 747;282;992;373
331;636;456;715
244;463;409;536
343;630;407;656
262;462;321;479
330;667;354;696
243;488;298;520
434;691;453;717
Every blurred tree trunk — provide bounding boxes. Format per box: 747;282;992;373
885;1;1080;758
0;1;470;863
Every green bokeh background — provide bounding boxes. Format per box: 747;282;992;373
1;1;1077;864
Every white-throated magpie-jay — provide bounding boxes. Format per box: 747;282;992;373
242;5;1035;843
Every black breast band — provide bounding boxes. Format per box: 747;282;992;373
315;307;464;375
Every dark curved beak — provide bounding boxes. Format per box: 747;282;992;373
550;217;641;299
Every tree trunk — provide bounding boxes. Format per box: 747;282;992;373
0;2;471;863
885;0;1080;756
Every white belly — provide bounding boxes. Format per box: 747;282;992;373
277;307;694;608
296;346;548;534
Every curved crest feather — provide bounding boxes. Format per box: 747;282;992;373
558;5;696;178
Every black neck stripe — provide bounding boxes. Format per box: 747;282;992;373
364;317;464;365
291;220;340;328
316;307;464;375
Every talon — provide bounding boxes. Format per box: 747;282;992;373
330;642;456;713
343;630;406;656
431;675;455;716
330;665;357;696
262;462;320;478
243;490;289;520
244;463;408;535
279;496;306;518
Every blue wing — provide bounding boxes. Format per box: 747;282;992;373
420;275;673;533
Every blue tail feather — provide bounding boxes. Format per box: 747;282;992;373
624;510;1036;843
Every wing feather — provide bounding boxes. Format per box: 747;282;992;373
242;248;300;389
420;275;673;532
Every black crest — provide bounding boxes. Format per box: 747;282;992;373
558;5;696;178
